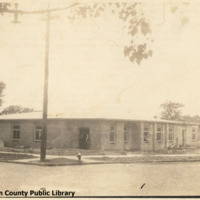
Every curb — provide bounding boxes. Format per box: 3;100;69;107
0;160;84;166
1;159;200;167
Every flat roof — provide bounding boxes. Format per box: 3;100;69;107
0;111;197;125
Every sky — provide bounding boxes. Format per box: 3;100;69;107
0;0;200;118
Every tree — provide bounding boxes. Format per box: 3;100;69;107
1;105;34;115
160;101;184;120
67;2;153;65
0;82;6;107
66;2;190;65
181;115;200;123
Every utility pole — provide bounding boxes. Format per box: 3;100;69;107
41;11;50;162
0;2;78;162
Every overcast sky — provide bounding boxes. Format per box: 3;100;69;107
0;0;200;118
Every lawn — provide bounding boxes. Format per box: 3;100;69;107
0;152;36;160
30;158;82;166
89;155;200;163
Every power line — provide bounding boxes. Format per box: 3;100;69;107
0;3;79;14
0;2;79;161
0;2;79;23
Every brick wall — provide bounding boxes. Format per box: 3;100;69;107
1;118;199;151
0;121;12;146
100;120;141;151
100;120;123;150
129;122;141;151
140;122;185;151
185;125;200;147
0;119;102;150
141;122;154;151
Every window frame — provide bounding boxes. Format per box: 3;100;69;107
168;125;174;141
157;124;163;142
12;125;20;141
124;125;129;143
34;126;42;142
192;128;196;142
110;126;116;143
144;123;150;143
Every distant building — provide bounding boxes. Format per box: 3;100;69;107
0;112;199;151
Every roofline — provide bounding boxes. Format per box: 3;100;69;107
0;117;197;125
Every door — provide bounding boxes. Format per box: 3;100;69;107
79;128;90;149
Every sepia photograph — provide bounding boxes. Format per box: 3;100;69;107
0;0;200;198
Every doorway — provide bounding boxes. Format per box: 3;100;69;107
79;128;90;149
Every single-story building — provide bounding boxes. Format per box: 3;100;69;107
0;112;199;151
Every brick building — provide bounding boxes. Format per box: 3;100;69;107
0;112;199;151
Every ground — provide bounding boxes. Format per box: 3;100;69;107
1;148;200;165
1;162;200;196
0;152;35;160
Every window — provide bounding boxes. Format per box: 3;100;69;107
192;128;196;141
124;126;129;142
35;126;42;141
144;124;150;142
12;125;20;140
110;126;116;143
168;125;174;141
157;124;163;142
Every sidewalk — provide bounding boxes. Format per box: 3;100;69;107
1;150;200;166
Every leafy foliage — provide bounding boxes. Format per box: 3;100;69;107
160;101;184;120
1;105;34;115
67;2;153;65
170;3;190;26
181;115;200;123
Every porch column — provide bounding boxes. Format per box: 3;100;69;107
153;122;157;150
182;125;186;147
140;122;144;151
165;123;169;149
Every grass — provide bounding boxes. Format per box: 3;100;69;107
0;152;36;160
29;158;82;166
89;155;200;163
43;158;81;164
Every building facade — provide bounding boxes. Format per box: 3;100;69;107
0;112;199;151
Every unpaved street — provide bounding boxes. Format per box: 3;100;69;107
0;162;200;196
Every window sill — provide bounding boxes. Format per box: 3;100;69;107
12;139;20;141
110;142;116;144
34;140;41;142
